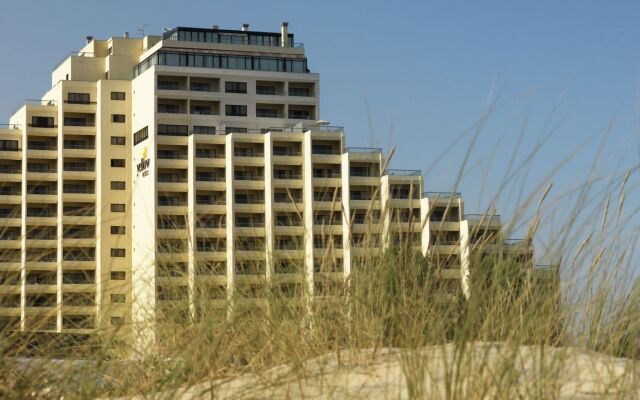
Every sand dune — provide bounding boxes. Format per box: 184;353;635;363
146;343;638;399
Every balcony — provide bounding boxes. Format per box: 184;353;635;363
195;175;226;191
157;198;189;214
423;191;462;200
233;149;265;167
63;118;95;135
63;164;95;180
63;143;96;158
157;175;188;192
0;166;21;183
27;122;58;137
157;152;188;169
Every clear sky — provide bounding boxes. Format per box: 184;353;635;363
1;0;639;256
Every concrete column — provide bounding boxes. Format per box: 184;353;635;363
380;176;391;251
302;131;314;298
459;220;471;299
56;88;64;333
420;197;430;257
19;115;28;332
225;134;235;312
340;153;351;278
264;133;274;286
187;134;196;320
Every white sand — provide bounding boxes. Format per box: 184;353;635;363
151;342;639;399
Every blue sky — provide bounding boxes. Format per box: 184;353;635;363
1;0;639;254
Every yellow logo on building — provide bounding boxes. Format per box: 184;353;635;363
136;146;151;177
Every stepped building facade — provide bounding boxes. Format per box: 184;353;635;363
0;24;539;348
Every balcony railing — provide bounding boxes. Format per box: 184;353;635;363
158;176;188;183
234;151;264;157
274;173;302;180
157;153;188;160
64;143;94;150
312;148;340;155
235;197;265;204
64;100;96;105
273;150;302;156
195;150;224;158
64;165;95;172
256;110;283;118
235;221;265;228
464;213;501;222
28;123;57;129
313;172;341;178
64;120;95;127
158;199;189;207
28;143;55;150
274;196;303;203
196;221;226;229
256;88;285;96
346;147;382;154
63;186;94;194
195;175;225;182
423;191;461;198
288;113;313;120
234;174;264;181
11;99;56;116
385;169;421;176
430;239;460;246
63;253;95;262
0;166;20;174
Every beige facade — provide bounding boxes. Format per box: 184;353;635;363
0;24;538;347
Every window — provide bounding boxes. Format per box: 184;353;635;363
111;159;125;168
224;81;247;93
192;125;216;135
158;104;180;113
157;124;188;136
289;87;311;97
110;294;125;303
67;92;90;104
111;204;125;212
110;316;124;326
110;226;125;235
158;80;180;90
225;127;247;134
225;105;247;117
111;91;126;100
111;181;125;190
112;114;126;123
111;248;125;257
0;140;19;151
31;116;55;128
133;126;148;145
110;271;126;280
111;136;125;145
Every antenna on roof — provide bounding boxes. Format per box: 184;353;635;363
138;23;150;36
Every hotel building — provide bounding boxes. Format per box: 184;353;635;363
0;23;538;348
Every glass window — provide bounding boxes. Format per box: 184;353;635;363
111;181;126;190
110;248;125;257
110;271;126;280
225;81;247;93
111;294;125;303
165;52;179;66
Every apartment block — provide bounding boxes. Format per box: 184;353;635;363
0;23;542;349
